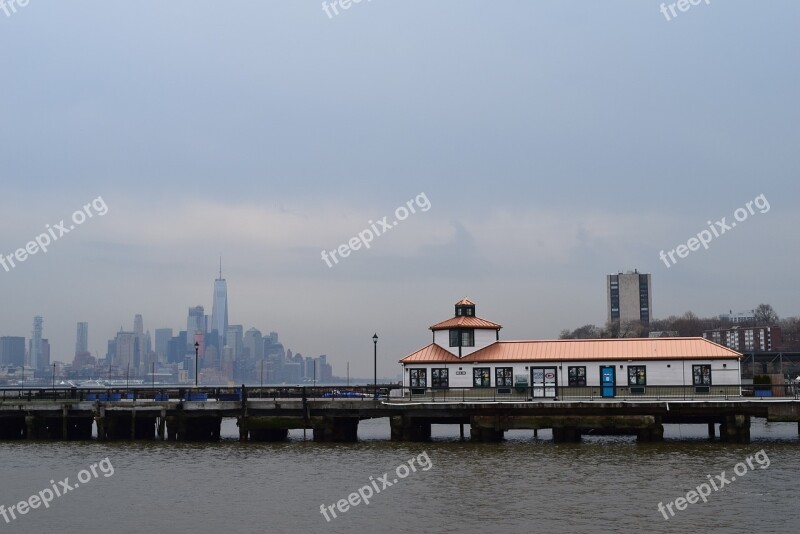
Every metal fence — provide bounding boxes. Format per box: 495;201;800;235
387;383;800;402
1;383;798;403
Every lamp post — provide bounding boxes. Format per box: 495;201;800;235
260;359;264;398
313;358;317;388
194;341;199;388
52;363;56;399
373;333;378;399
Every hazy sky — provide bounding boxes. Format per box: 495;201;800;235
1;1;798;378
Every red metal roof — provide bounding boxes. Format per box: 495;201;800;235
400;343;461;363
429;316;502;331
455;298;475;306
399;338;741;364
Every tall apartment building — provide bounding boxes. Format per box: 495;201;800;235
607;271;652;325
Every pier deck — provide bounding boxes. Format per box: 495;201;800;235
1;386;798;443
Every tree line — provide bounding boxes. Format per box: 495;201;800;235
559;304;800;350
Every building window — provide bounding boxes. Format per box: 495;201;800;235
495;367;513;387
628;365;646;386
568;366;586;386
473;367;490;387
693;365;711;386
461;330;474;347
431;368;449;388
449;329;475;347
410;369;427;388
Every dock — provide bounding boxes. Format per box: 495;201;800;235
1;386;799;443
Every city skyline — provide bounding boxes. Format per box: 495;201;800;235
1;2;797;378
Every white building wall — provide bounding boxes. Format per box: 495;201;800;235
402;358;741;388
432;329;498;357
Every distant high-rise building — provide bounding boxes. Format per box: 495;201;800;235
211;260;229;346
167;331;188;364
305;357;316;380
41;339;51;368
114;331;138;370
155;328;173;362
132;314;151;371
244;328;263;360
30;316;43;370
76;322;89;355
187;306;205;347
607;271;652;325
317;355;332;382
1;336;25;367
225;325;243;360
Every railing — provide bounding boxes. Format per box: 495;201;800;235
1;384;797;403
0;385;396;403
386;384;800;403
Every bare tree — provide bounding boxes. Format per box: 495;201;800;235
754;303;779;325
560;325;602;339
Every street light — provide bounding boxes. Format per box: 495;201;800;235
373;333;378;399
194;341;199;388
52;363;56;399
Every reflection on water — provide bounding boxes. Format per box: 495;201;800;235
0;419;797;534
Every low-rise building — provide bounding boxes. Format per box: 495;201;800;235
400;299;742;398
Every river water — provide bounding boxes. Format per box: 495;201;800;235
1;418;797;533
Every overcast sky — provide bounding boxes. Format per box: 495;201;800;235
1;1;798;378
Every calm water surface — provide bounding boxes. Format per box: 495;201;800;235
1;419;798;533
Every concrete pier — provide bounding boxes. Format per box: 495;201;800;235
1;393;799;444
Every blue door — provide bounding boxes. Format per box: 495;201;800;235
600;366;616;398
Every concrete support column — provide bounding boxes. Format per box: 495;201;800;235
720;415;751;443
552;427;581;443
238;416;249;442
62;406;69;439
470;426;504;442
95;412;106;441
157;409;166;440
25;415;36;440
390;416;431;442
708;423;716;439
636;424;664;442
313;417;359;442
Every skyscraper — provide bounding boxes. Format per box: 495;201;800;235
155;328;173;362
114;331;138;370
30;316;43;370
187;306;205;347
211;259;229;346
244;327;263;360
1;337;25;367
76;322;89;355
607;270;652;325
225;325;243;361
